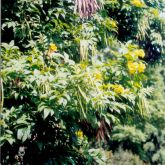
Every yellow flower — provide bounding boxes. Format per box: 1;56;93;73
134;49;145;58
127;61;138;74
151;9;159;17
94;72;103;80
80;63;87;69
75;130;83;138
124;49;145;60
138;62;146;73
124;52;135;60
110;20;117;28
131;0;145;7
49;43;57;52
127;61;146;74
111;84;125;94
47;43;57;58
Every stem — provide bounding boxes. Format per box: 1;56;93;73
0;78;4;112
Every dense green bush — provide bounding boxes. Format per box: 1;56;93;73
143;66;165;164
104;0;165;62
2;0;165;61
108;148;149;165
109;65;165;164
0;39;150;164
1;0;165;164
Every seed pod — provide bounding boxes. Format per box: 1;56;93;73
74;0;102;18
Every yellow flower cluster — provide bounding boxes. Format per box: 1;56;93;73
49;43;57;52
111;84;125;94
75;130;83;138
130;0;145;7
134;49;145;58
128;61;138;74
127;61;146;74
124;49;145;60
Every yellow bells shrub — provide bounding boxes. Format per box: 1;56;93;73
138;62;146;73
130;0;145;7
75;130;83;138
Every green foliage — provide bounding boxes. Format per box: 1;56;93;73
112;125;146;143
1;0;165;164
142;65;165;165
109;65;165;164
104;0;165;62
0;39;149;164
108;148;149;165
2;0;118;61
2;0;164;62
